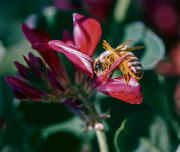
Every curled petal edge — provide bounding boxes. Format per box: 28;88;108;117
97;76;143;104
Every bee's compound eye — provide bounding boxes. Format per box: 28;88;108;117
95;64;101;72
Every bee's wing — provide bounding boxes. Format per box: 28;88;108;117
115;39;135;51
125;46;144;51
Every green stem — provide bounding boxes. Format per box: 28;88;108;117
57;88;110;152
96;130;109;152
113;0;131;23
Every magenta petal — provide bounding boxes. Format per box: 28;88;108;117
73;15;87;54
14;62;30;80
5;76;47;97
92;56;126;88
28;53;45;69
21;24;51;44
48;40;94;78
23;90;43;101
13;89;27;100
23;55;41;78
73;13;102;57
97;76;143;104
47;69;66;92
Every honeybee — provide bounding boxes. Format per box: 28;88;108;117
93;40;144;86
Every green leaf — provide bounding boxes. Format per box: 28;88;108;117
39;116;95;151
0;40;38;76
42;116;85;138
121;21;165;70
114;111;173;152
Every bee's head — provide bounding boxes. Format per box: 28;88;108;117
93;58;106;77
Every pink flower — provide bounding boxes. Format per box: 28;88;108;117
82;0;114;21
6;13;143;104
143;0;179;38
155;42;180;76
45;13;143;104
5;13;143;131
156;42;180;112
54;0;114;21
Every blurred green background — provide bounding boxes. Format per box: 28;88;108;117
0;0;179;151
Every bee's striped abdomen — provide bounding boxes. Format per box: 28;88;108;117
118;51;143;80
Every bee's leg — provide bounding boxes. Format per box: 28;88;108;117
124;74;130;86
120;62;130;86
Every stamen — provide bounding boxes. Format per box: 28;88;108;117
103;40;114;54
102;40;119;58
